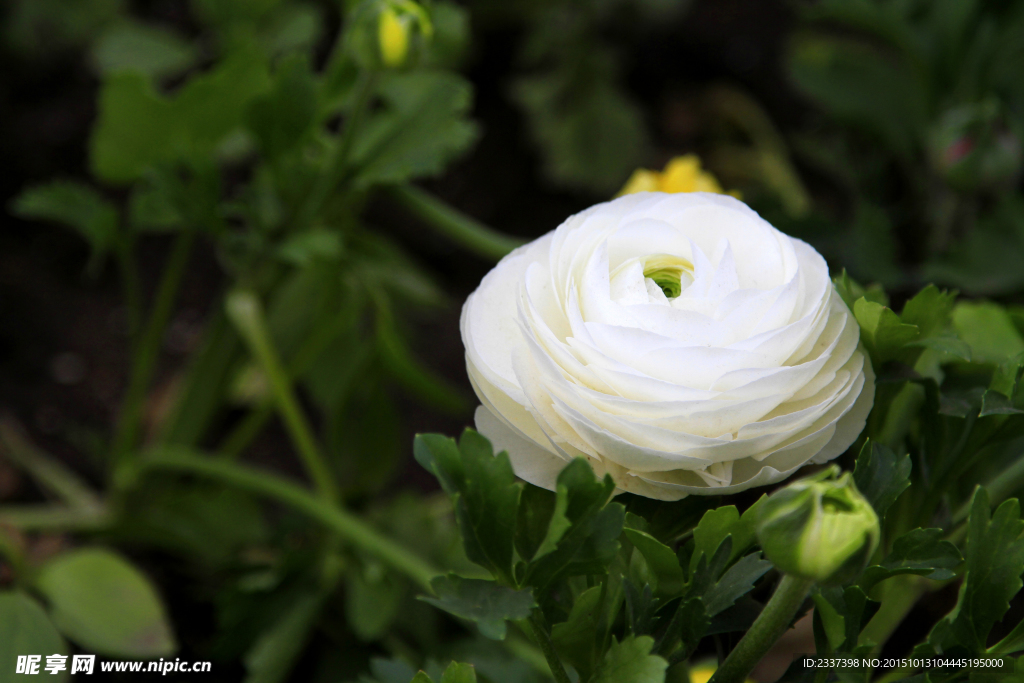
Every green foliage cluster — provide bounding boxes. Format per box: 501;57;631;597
413;274;1024;683
469;0;692;194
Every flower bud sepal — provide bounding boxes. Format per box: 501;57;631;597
756;466;881;586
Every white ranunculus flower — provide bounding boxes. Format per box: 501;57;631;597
461;192;874;500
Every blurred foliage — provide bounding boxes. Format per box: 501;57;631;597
784;0;1024;294
470;0;692;194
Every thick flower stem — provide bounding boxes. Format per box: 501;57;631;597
143;448;437;590
387;184;524;262
225;289;339;505
709;575;814;683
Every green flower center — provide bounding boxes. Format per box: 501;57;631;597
642;254;694;299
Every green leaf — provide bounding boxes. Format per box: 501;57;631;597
990;353;1024;401
860;528;963;591
853;440;911;520
522;459;623;590
591;635;668;683
551;585;605;681
245;53;316;160
419;575;535;640
424;1;470;68
35;548;176;657
833;270;888;312
259;3;322;57
0;591;69;681
411;673;434;683
243;592;324;683
90;44;271;183
927;489;1024;653
658;597;708;660
91;20;198;79
276;229;343;266
351;70;479;188
11;180;118;257
952;302;1024;365
906;334;972;362
346;565;404;641
812;590;847;652
902;285;958;339
980;390;1024;417
414;431;522;582
853;298;920;364
625;529;685;597
440;661;477;683
515;484;571;563
689;498;762;575
811;585;879;656
703;552;772;617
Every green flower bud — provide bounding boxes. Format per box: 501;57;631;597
928;98;1022;193
756;466;879;585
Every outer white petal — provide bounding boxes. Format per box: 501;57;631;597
474;405;569;490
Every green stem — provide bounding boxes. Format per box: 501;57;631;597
219;298;359;459
709;575;814;683
374;297;468;416
111;231;195;475
505;631;556;680
0;505;111;532
293;70;377;231
115;234;143;352
526;612;572;683
0;528;28;580
858;575;928;652
386;184;524;262
225;290;339;504
143;447;437;590
219;404;274;460
0;417;103;512
952;456;1024;524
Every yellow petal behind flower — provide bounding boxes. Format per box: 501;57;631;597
617;169;661;196
616;154;731;196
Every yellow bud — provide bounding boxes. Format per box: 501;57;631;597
688;661;755;683
615;155;734;197
617;169;660;196
378;7;410;68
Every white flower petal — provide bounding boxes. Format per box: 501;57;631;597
461;192;874;500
